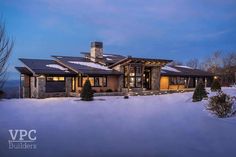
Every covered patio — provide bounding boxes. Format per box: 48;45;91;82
110;56;172;92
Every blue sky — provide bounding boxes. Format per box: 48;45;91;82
1;0;236;79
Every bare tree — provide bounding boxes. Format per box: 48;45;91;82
0;19;14;91
223;52;236;68
202;51;223;74
221;52;236;85
169;60;183;66
186;58;199;69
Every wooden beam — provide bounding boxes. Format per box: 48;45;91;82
141;65;145;89
127;64;131;92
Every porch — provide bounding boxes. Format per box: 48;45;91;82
110;57;172;92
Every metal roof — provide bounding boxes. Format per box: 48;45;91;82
15;67;33;75
52;56;123;75
161;65;213;77
80;52;126;65
18;58;76;75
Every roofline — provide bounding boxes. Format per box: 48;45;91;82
18;58;37;76
109;56;172;68
53;59;80;74
161;73;214;77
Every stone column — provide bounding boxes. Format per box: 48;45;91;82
66;77;71;97
37;76;46;99
151;66;161;90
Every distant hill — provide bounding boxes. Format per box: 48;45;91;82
2;80;19;98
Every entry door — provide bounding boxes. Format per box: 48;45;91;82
143;68;151;90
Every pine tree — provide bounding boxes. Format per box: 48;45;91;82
80;79;94;101
211;79;221;92
192;81;208;102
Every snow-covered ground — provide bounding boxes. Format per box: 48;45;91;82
0;88;236;157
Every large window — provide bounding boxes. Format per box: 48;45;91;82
82;76;107;87
71;77;76;92
46;76;65;93
124;65;142;88
169;77;186;85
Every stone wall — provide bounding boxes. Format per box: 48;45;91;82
65;77;71;96
151;66;161;90
113;65;123;91
30;77;37;98
37;76;46;98
34;76;70;98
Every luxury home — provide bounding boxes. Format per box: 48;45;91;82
16;42;213;98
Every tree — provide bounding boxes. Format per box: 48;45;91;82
202;51;223;74
207;91;234;118
169;60;183;66
186;58;199;69
211;78;221;92
0;18;14;94
80;79;94;101
192;81;208;102
221;52;236;85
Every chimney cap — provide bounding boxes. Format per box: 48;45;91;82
91;41;103;48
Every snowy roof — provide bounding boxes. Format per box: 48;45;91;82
80;52;126;65
175;65;194;69
18;58;76;75
68;61;111;71
161;65;213;77
46;64;70;73
52;56;122;75
162;66;180;72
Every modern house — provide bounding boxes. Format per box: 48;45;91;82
16;42;214;98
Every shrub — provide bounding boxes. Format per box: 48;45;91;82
124;95;129;99
207;91;235;118
211;79;221;92
192;81;208;102
106;89;113;92
80;79;94;101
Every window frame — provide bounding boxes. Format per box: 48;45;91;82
123;65;142;88
82;76;107;87
45;76;66;93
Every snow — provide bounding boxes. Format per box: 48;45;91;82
68;61;111;70
176;65;194;69
46;64;68;71
106;58;113;61
0;87;236;157
103;54;114;57
162;66;180;72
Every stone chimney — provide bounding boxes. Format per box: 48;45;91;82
90;41;103;62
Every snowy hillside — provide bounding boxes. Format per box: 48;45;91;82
0;88;236;157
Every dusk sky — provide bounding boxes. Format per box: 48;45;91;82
1;0;236;79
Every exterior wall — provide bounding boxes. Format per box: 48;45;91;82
160;76;214;91
151;66;161;90
37;76;46;98
160;76;169;90
22;75;30;98
113;64;123;91
168;85;185;90
31;77;39;98
27;76;70;98
77;75;120;93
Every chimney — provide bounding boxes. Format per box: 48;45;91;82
90;41;103;62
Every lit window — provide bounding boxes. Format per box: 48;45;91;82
82;77;94;86
47;77;65;82
82;77;107;87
